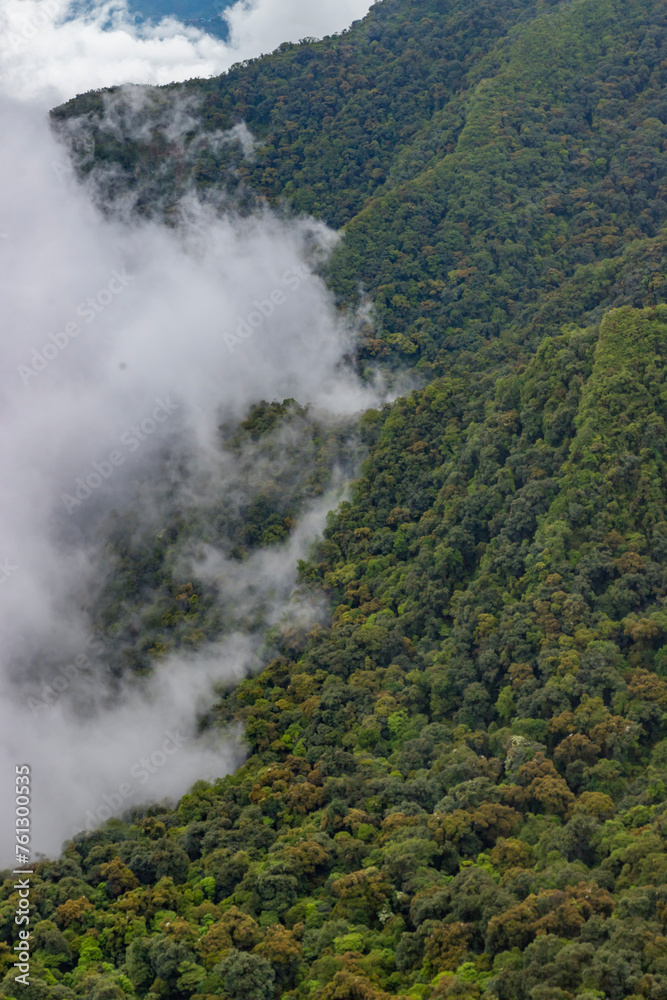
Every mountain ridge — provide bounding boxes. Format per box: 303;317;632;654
2;1;667;998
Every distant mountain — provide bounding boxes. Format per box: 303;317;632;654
72;0;234;37
124;0;232;36
130;0;235;38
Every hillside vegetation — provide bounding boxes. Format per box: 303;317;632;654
3;1;667;999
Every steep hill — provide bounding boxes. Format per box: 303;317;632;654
53;0;667;375
2;1;667;999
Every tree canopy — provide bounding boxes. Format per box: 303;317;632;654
7;0;667;998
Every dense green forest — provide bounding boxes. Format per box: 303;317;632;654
3;0;667;998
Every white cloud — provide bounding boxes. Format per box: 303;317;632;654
0;0;375;105
225;0;375;58
0;92;381;862
0;0;382;867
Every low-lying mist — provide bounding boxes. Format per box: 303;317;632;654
0;94;381;863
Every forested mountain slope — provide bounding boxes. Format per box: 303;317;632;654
53;0;667;374
2;1;667;999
